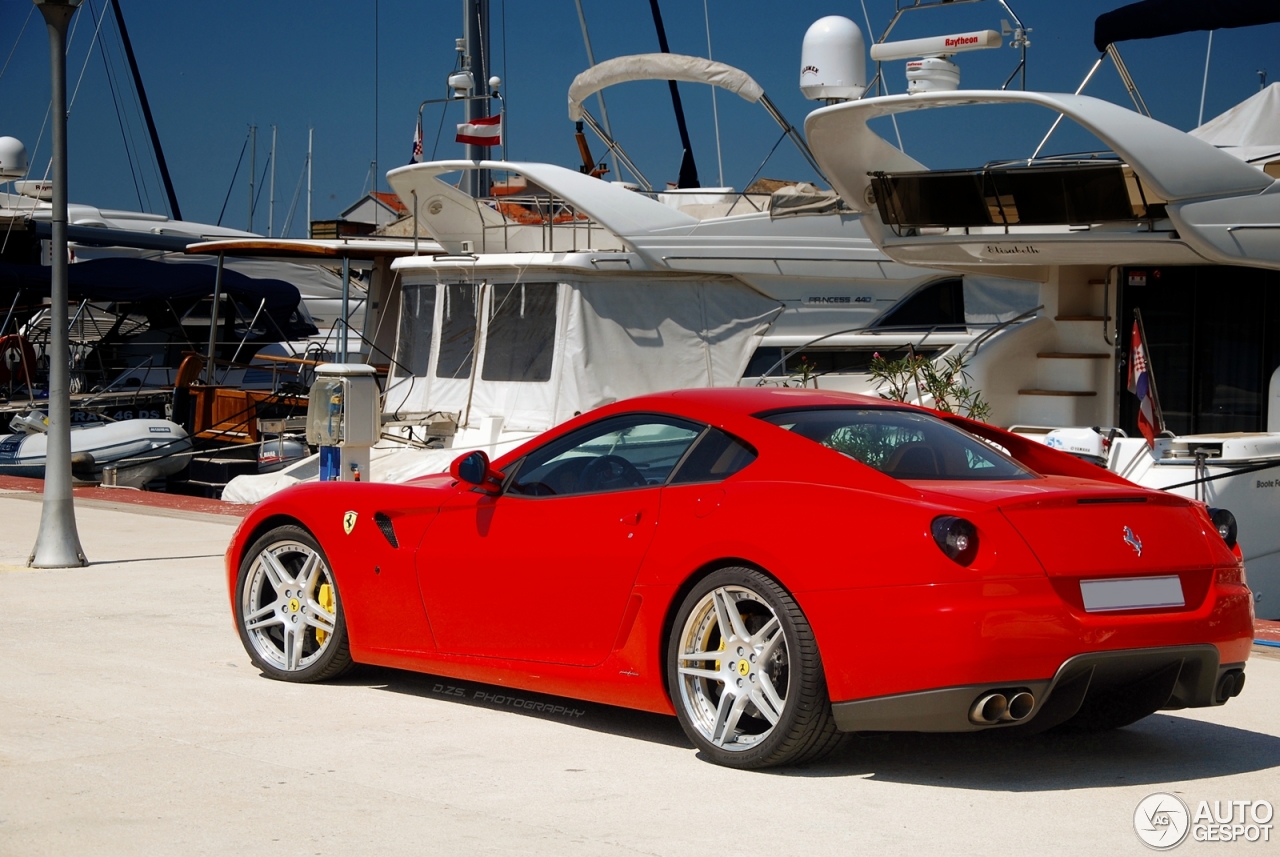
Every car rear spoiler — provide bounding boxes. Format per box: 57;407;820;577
935;412;1135;487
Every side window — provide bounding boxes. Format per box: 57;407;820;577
395;283;435;377
481;282;557;382
669;427;756;484
509;415;702;497
436;283;478;379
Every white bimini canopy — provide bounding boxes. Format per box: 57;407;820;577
568;54;764;121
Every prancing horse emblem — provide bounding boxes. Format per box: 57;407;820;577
343;511;358;535
1124;526;1143;557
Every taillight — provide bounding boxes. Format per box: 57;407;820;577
931;516;978;565
1217;566;1248;587
1208;507;1238;549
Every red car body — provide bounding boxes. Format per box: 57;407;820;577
226;388;1253;733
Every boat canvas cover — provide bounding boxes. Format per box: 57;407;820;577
568;54;764;121
1094;0;1280;52
1191;83;1280;162
383;278;780;433
0;257;316;337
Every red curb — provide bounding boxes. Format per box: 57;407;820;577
1255;619;1280;644
0;475;251;518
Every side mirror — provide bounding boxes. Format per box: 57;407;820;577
450;450;502;491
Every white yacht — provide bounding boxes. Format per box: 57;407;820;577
801;12;1280;617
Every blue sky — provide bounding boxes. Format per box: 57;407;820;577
2;0;1278;232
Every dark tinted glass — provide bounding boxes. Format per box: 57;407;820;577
436;283;477;379
669;427;756;484
758;407;1032;481
395;283;435;377
509;414;702;497
481;283;557;382
874;280;965;330
744;346;943;378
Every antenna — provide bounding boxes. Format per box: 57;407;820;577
1259;69;1269;90
869;30;1001;93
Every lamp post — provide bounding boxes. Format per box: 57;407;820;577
29;0;87;568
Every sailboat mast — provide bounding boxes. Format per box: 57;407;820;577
110;0;182;220
307;126;313;238
269;125;277;237
648;0;699;188
247;125;256;232
462;0;490;197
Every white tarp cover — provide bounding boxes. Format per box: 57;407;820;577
1191;82;1280;162
962;275;1041;324
568;54;764;121
384;277;780;432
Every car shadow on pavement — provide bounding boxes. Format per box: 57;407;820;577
774;713;1280;788
339;665;694;749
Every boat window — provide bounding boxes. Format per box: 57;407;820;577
668;427;756;484
508;414;702;497
757;407;1033;481
435;283;477;379
481;283;557;382
873;279;964;330
395;283;435;377
744;345;943;378
1121;265;1280;434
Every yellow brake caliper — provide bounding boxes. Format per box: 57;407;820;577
316;583;335;645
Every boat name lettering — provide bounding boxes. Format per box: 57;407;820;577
1258;479;1279;489
148;426;171;433
803;295;873;305
984;244;1040;256
0;435;21;463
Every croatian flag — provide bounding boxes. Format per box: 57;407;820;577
1127;319;1163;447
410;120;423;164
456;114;502;147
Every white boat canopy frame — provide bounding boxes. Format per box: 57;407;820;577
805;89;1274;216
566;53;827;186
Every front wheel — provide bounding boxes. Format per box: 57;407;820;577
235;525;352;682
667;567;842;768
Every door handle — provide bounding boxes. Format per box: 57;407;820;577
620;510;643;525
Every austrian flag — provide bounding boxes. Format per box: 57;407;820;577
1127;317;1164;447
456;114;502;147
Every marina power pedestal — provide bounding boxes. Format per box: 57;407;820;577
306;364;379;483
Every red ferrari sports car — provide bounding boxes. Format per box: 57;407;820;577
226;388;1253;768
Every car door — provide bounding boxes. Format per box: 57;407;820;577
418;413;704;667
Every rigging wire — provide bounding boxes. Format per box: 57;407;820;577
742;130;788;193
68;0;112;113
501;0;508;156
107;10;157;211
282;154;308;237
89;0;144;210
251;151;272;226
216;132;249;227
703;0;724;188
859;0;904;152
0;5;34;84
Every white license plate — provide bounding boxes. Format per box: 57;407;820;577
1080;575;1185;612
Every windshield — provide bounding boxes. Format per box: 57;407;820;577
757;407;1033;481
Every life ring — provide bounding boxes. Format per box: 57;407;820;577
0;334;36;387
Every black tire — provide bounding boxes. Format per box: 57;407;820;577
667;567;842;769
235;524;352;682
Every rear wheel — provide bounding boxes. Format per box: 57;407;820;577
235;525;352;682
667;567;841;768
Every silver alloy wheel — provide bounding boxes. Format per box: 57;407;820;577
675;585;788;751
240;539;338;672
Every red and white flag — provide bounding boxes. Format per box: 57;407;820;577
455;114;502;147
409;119;423;164
1127;318;1164;447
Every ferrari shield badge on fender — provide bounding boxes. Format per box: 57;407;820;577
343;511;358;535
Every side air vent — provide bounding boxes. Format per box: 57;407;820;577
373;512;399;548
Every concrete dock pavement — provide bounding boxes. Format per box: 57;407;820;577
1;491;1279;856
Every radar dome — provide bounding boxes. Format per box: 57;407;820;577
800;16;866;102
0;137;28;179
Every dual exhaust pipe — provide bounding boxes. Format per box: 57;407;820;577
969;690;1035;725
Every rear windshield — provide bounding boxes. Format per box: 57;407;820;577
758;407;1033;481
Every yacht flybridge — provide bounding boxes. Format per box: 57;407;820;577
801;1;1280;616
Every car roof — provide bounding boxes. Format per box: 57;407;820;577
626;387;894;418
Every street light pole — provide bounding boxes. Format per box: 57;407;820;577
30;0;87;568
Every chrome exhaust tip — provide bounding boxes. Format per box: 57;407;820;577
1002;691;1035;721
969;693;1007;725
